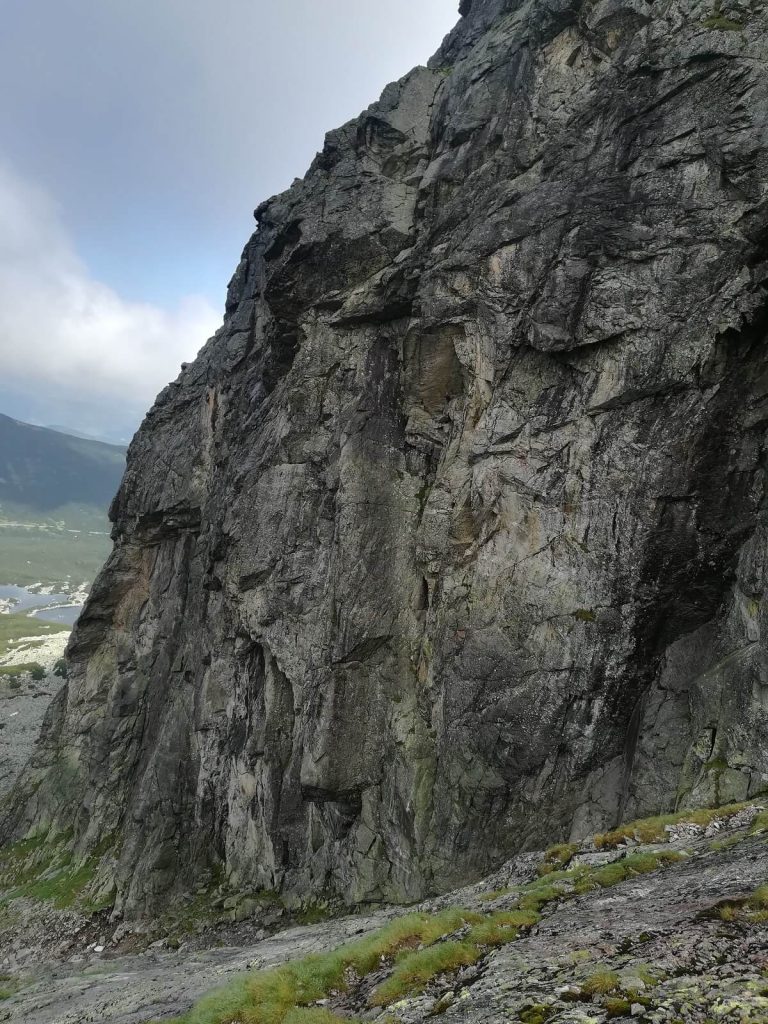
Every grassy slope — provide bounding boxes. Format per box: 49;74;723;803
156;849;685;1024
148;802;768;1024
0;613;69;661
1;802;765;1021
0;523;112;587
0;414;122;587
0;414;125;514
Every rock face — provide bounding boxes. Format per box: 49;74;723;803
6;0;768;916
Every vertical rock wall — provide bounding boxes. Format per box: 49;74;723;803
6;0;768;915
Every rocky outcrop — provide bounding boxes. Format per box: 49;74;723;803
5;0;768;916
5;807;768;1022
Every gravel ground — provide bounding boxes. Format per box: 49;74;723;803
0;674;63;800
2;816;767;1024
0;914;392;1024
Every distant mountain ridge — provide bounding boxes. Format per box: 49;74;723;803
45;424;128;445
0;414;126;515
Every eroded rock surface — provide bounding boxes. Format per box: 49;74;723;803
0;913;393;1024
5;0;768;914
3;811;768;1023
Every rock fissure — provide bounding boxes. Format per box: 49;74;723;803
4;0;768;920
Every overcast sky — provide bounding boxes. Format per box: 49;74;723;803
0;1;459;443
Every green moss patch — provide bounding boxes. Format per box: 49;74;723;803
0;972;21;1000
572;609;597;622
0;613;68;660
369;940;480;1006
519;1005;556;1024
604;996;632;1017
702;14;743;28
169;838;689;1024
157;909;488;1024
0;662;46;679
295;902;332;926
581;970;620;996
0;831;114;911
594;802;754;849
710;834;743;853
715;882;768;924
538;842;579;875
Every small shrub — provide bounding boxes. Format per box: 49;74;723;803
344;908;482;976
604;997;632;1017
749;884;768;909
573;609;597;622
710;884;768;924
715;884;768;924
546;842;579;865
538;842;579;875
520;1004;555;1023
569;949;592;963
516;871;573;911
594;802;752;849
707;899;740;922
702;14;743;28
581;970;621;996
369;941;480;1006
572;851;681;894
467;909;538;947
283;1011;355;1024
0;972;20;1001
710;834;743;852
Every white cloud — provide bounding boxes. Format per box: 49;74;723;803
0;162;221;420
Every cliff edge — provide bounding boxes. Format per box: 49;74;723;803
5;0;768;919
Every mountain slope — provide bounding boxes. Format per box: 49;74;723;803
0;414;125;518
4;0;768;922
0;414;125;586
2;803;767;1023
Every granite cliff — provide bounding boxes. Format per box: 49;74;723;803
5;0;768;920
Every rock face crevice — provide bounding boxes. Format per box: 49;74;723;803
5;0;768;916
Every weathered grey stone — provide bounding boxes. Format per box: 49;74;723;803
5;822;768;1023
4;0;768;918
